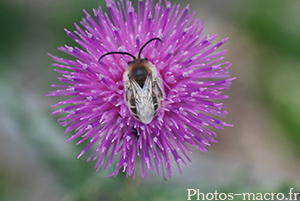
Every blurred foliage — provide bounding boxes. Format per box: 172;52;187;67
239;1;300;59
237;0;300;154
1;0;300;200
0;2;28;63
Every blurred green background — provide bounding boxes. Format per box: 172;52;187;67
1;0;300;200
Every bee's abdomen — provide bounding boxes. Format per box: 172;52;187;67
129;96;139;119
153;93;159;116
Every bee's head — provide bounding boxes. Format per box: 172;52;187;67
128;58;148;65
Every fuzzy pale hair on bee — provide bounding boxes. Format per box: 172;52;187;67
98;38;165;124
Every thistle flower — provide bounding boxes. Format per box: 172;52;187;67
48;0;234;179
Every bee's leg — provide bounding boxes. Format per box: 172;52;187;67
153;78;165;100
124;81;131;103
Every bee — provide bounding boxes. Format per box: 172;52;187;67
98;38;165;124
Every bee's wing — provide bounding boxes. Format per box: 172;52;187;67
129;74;155;124
142;73;153;100
129;76;143;100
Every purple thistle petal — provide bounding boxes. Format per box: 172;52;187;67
49;0;234;179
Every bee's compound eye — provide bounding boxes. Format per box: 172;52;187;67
145;58;149;61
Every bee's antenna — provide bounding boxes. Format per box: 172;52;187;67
98;52;136;63
138;37;162;58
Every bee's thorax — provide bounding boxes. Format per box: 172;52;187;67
128;59;150;88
